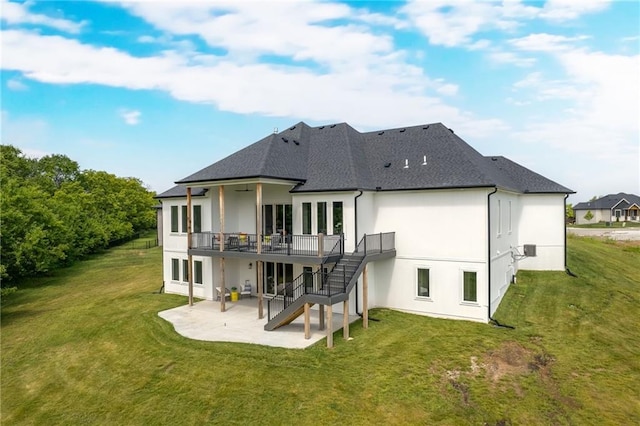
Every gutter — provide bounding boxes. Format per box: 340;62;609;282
487;187;514;329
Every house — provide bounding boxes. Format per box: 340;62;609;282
156;122;573;345
573;193;640;225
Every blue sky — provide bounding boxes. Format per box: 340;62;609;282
1;0;638;203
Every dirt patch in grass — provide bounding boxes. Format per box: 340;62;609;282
484;341;537;382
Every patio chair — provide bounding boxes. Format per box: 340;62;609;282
240;280;252;299
215;286;230;301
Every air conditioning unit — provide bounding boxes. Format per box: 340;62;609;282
523;244;537;257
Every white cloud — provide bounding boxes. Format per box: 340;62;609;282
119;109;141;125
1;28;501;132
0;0;86;33
7;78;28;91
137;35;156;43
539;0;611;21
489;50;536;67
509;33;591;52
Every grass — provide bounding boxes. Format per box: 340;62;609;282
1;235;639;425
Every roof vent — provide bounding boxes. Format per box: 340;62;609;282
319;126;325;129
289;126;296;130
404;159;409;169
282;137;288;143
422;156;427;165
423;125;429;130
376;186;382;190
330;124;336;128
399;128;406;133
491;157;498;161
449;128;454;133
378;131;384;135
293;140;299;145
384;162;391;168
273;127;278;134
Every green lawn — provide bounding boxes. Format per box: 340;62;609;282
569;221;640;228
2;235;639;425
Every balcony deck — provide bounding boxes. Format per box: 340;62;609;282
188;232;344;264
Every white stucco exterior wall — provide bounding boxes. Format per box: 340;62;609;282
517;194;566;271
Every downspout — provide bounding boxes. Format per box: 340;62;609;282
565;193;578;277
487;187;514;329
354;190;363;315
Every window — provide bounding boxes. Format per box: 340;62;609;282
303;266;313;292
193;205;201;233
302;202;312;234
317;202;327;234
463;271;477;303
181;205;188;233
171;258;179;281
508;200;512;233
182;259;188;282
194;261;203;284
333;201;343;234
417;268;430;298
171;206;179;233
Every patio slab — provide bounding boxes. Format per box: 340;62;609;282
158;298;359;349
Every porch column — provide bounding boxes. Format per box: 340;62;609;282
219;185;225;312
362;264;369;329
326;304;333;348
187;187;193;306
304;302;311;339
256;183;263;319
343;299;349;340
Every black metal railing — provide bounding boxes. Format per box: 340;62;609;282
266;271;308;321
191;232;345;257
355;232;395;255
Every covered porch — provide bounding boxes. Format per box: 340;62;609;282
158;298;359;349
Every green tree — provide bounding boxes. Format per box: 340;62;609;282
584;210;594;221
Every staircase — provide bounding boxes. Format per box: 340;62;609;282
264;232;395;331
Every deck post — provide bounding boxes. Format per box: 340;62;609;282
304;302;311;339
317;233;324;257
343;299;349;340
362;264;369;329
187;187;193;306
219;185;225;312
257;260;264;319
326;304;333;348
318;304;325;330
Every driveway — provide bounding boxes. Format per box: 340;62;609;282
567;227;640;241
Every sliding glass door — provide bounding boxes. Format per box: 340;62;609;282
263;204;292;236
263;262;294;295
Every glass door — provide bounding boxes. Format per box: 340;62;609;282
263;204;292;236
263;262;293;296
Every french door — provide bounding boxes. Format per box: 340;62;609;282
263;204;292;236
263;262;293;296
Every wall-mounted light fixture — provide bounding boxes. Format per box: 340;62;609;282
249;262;253;270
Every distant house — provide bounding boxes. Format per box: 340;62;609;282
573;193;640;225
155;122;572;343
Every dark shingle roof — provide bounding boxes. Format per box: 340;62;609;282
174;121;573;194
155;186;208;199
574;193;640;210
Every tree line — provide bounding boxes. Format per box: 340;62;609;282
1;145;157;284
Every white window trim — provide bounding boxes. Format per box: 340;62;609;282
460;268;480;306
415;265;432;301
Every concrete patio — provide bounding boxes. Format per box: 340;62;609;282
158;298;359;349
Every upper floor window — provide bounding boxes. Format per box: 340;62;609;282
333;202;343;235
302;203;312;235
181;205;188;233
171;206;179;233
193;205;202;233
317;202;327;234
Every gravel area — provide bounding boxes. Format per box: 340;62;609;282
567;227;640;241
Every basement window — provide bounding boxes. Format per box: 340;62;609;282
194;261;203;285
182;259;188;282
171;258;179;281
463;271;478;303
416;268;430;298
